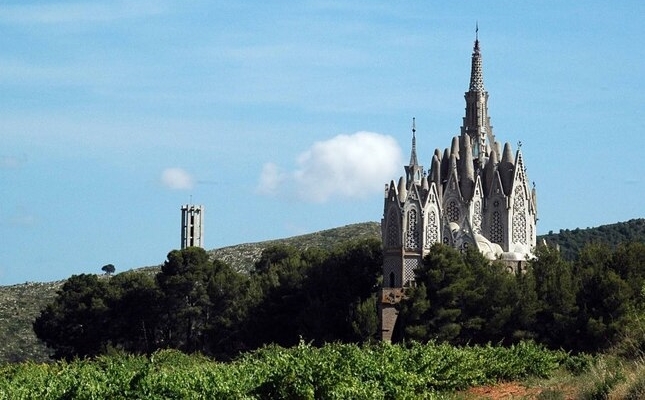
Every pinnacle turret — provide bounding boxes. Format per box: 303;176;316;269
405;117;423;186
410;118;418;165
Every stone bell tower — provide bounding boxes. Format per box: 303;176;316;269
181;204;204;249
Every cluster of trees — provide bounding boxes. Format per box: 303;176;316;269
398;242;645;354
539;218;645;260
34;239;382;360
34;237;645;360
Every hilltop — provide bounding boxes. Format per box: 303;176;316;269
1;219;643;363
208;222;381;273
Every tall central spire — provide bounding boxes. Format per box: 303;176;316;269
461;26;494;160
469;24;484;92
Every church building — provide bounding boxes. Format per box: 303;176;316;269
379;35;538;341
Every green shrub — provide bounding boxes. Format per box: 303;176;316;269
0;341;568;399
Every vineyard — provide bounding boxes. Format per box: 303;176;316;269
0;340;581;399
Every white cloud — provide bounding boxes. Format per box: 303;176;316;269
258;131;403;203
161;168;194;190
257;162;286;196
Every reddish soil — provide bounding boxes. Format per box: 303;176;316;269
464;382;576;399
465;382;540;399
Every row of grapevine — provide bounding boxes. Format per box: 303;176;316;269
0;341;585;399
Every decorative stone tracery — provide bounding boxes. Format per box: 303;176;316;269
472;200;482;234
425;210;439;248
403;258;419;285
383;258;399;288
447;199;460;222
405;208;420;250
512;185;527;244
386;208;399;248
490;210;503;244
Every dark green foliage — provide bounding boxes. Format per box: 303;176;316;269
539;218;645;260
244;244;312;348
106;271;161;354
101;264;115;275
396;241;645;354
401;244;520;345
33;274;110;360
573;243;642;353
34;240;382;360
563;353;594;375
300;238;382;343
157;247;215;352
206;259;255;356
29;219;645;361
245;239;381;348
529;245;579;349
398;284;430;341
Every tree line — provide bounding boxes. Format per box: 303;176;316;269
398;242;645;354
34;239;382;360
34;238;645;360
539;218;645;260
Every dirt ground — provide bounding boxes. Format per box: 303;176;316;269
464;382;576;399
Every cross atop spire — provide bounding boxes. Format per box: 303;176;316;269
469;25;484;92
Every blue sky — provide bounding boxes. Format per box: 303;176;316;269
1;1;643;284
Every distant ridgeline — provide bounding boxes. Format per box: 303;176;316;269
538;218;645;261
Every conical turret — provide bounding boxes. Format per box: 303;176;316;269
460;138;475;201
483;145;499;196
450;136;460;158
421;175;429;192
434;148;442;161
441;148;450;184
430;154;442;198
499;142;515;195
430;154;441;186
397;176;407;203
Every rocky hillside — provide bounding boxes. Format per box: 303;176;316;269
208;222;381;273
